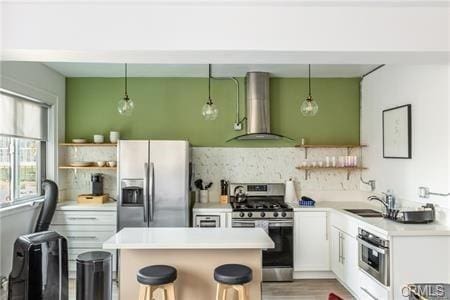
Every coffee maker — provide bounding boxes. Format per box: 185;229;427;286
91;173;104;196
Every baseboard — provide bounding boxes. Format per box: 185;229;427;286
293;271;335;279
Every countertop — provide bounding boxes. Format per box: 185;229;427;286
56;200;117;211
193;202;232;213
290;201;450;237
103;227;274;249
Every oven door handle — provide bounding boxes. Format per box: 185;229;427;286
269;221;294;227
357;237;389;255
232;221;255;227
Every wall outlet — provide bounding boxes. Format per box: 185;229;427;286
233;123;242;131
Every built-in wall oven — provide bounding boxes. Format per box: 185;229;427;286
232;218;293;281
357;228;390;286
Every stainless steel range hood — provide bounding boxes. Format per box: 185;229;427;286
228;72;293;141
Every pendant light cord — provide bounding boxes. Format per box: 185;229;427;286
208;64;212;103
124;63;128;97
308;64;311;97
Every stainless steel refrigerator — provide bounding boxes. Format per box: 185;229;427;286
117;140;190;230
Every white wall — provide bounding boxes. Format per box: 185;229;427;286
1;1;449;64
0;61;65;279
361;64;450;224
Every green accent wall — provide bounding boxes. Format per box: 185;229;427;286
66;77;360;147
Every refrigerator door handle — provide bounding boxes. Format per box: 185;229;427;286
143;162;149;223
149;162;155;221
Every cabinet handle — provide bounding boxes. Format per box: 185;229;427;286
341;233;345;263
361;287;378;300
67;217;98;220
338;232;342;263
325;215;328;240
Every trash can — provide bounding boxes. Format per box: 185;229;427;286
76;251;112;300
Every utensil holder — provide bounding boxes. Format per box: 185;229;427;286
199;190;209;203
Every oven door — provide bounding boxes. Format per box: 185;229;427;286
357;236;390;286
232;219;294;281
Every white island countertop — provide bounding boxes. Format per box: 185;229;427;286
103;227;274;250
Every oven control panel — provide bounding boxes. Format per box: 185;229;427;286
232;211;293;219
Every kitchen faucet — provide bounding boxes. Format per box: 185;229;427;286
368;190;396;211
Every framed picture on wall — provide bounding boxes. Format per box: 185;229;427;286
382;104;412;159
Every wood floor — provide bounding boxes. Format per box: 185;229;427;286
2;278;353;299
67;279;353;300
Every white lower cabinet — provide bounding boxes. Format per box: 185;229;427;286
50;205;117;278
330;225;360;297
359;270;389;300
294;211;330;271
330;226;344;279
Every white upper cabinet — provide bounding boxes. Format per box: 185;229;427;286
294;211;330;272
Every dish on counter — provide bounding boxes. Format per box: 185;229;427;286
70;161;94;167
72;139;88;144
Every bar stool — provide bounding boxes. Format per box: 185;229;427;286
137;265;177;300
214;264;253;300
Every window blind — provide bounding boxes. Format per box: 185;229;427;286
0;90;49;141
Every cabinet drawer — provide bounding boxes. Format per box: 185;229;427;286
53;211;116;225
51;224;115;233
68;248;116;272
358;270;389;300
56;230;115;248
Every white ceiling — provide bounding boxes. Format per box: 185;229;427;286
44;63;379;78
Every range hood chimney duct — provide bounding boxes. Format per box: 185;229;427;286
228;72;292;141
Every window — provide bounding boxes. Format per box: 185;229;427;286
0;137;45;205
0;90;48;206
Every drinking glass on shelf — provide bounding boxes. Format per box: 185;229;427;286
331;156;336;167
325;156;330;167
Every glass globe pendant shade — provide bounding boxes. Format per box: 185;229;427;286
117;95;135;117
300;96;319;117
202;98;219;121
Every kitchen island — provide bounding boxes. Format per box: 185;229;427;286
103;227;274;300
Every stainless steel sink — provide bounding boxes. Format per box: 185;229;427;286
344;209;383;218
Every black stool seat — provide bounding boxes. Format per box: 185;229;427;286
137;265;177;286
214;264;252;285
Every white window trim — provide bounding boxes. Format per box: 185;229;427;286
0;84;59;213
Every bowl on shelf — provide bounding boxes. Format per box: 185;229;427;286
107;161;117;167
72;139;88;144
69;162;94;167
96;161;106;167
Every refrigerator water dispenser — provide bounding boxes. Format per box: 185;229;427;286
121;179;144;206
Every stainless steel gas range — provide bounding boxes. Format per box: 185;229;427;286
229;183;293;282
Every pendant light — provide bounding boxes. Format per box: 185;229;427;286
201;64;218;121
117;63;135;116
300;64;319;117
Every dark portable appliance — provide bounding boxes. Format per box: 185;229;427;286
91;173;104;196
8;231;68;300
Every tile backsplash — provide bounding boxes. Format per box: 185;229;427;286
191;147;363;202
58;146;363;203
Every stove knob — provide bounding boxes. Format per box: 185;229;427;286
239;212;245;218
273;212;279;217
248;212;253;217
281;212;287;217
260;212;266;217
